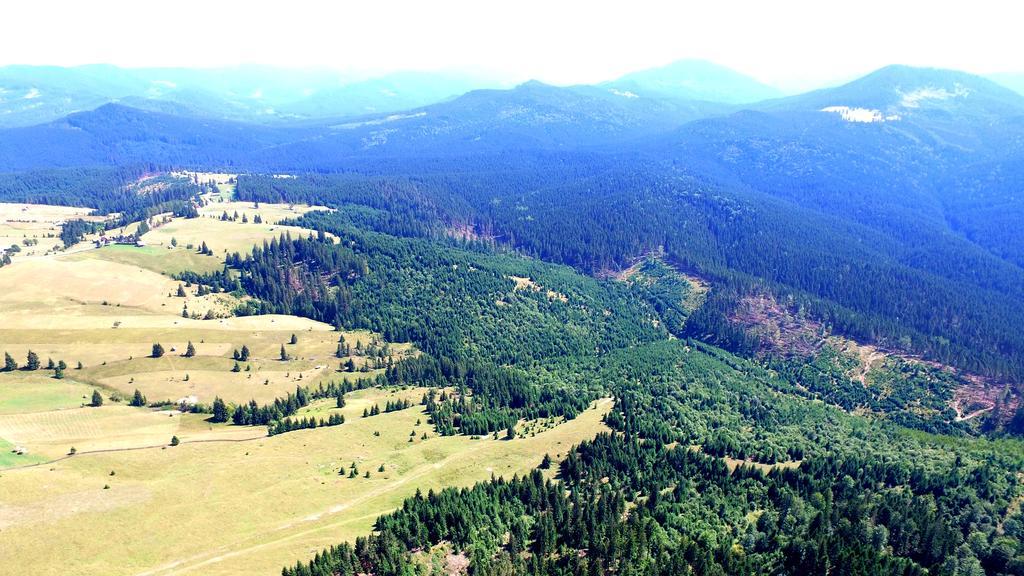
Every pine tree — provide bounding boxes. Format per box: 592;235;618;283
176;284;187;297
152;343;165;358
54;365;64;379
170;436;180;446
26;350;40;370
211;397;229;423
3;352;16;371
290;333;298;345
280;344;289;361
184;341;196;358
240;345;250;361
90;390;103;407
231;362;241;373
130;389;147;407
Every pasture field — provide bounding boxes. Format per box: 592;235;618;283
0;256;243;327
0;324;408;406
141;216;324;260
82;201;333;276
0;405;261;461
0;235;400;407
0;372;97;415
68;244;226;275
0;388;612;576
0;202;105;261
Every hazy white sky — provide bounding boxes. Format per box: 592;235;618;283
2;0;1021;90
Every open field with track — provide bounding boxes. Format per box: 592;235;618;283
0;388;611;576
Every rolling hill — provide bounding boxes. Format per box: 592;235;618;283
603;59;783;104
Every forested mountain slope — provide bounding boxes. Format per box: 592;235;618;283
3;65;1023;387
173;197;1024;576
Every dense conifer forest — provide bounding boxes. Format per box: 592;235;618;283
235;171;1024;383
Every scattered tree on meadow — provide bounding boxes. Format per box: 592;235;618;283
3;352;16;371
539;453;552;469
184;341;196;358
90;390;103;407
151;343;165;358
129;389;147;407
25;350;40;371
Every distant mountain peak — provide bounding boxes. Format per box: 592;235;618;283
764;64;1024;120
603;59;783;104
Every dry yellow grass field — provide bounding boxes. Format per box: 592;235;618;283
0;323;407;406
0;405;261;461
141;216;324;259
0;202;106;261
71;198;333;276
0;388;612;576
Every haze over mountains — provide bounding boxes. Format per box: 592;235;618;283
0;64;500;127
2;59;1024;381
